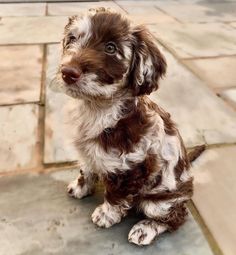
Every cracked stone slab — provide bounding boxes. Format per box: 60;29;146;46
0;16;67;45
47;1;126;16
44;44;79;164
0;169;214;255
192;146;236;255
148;23;236;58
183;56;236;89
0;45;43;105
155;1;236;23
0;3;46;16
0;104;39;173
150;45;236;147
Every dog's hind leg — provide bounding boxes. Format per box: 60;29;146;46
128;219;167;246
128;200;188;246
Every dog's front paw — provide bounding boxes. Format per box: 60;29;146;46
67;171;93;199
128;220;167;246
91;202;123;228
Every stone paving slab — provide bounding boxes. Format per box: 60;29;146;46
116;1;177;24
0;104;39;173
44;44;79;164
0;45;43;105
0;168;214;255
47;1;126;16
129;14;177;25
154;1;236;23
0;3;46;17
0;16;67;45
183;56;236;89
45;43;236;164
148;22;236;58
192;145;236;255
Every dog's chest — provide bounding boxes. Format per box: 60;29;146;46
74;102;123;163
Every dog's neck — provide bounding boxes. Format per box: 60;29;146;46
81;92;136;112
75;95;137;139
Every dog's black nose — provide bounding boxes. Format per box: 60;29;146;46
61;66;81;84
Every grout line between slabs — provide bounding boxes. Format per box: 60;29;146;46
182;54;236;61
0;42;60;46
0;162;79;178
38;44;48;169
40;44;47;104
45;1;48;16
0;101;41;107
154;5;182;24
188;200;224;255
113;0;129;14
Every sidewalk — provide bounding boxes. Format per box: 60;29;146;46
0;1;236;255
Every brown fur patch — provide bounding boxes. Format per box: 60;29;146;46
141;180;193;202
104;153;157;205
127;26;166;96
174;157;190;181
77;169;85;187
158;203;188;232
98;99;152;154
144;97;177;136
188;144;206;163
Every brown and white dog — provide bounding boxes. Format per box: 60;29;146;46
53;8;200;246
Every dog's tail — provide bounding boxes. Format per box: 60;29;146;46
188;144;206;163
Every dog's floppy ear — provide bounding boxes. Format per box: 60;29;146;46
128;26;167;96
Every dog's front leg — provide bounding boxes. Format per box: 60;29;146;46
91;172;133;228
67;168;97;199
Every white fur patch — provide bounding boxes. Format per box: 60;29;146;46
160;135;182;191
128;219;167;246
91;201;125;228
67;168;94;199
72;16;92;48
140;200;173;218
139;197;188;219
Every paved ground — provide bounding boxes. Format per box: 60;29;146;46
0;1;236;255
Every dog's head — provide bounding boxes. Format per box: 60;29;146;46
56;8;166;100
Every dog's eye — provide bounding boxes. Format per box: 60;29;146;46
67;34;77;44
105;42;117;55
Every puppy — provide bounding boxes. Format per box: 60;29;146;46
54;8;194;246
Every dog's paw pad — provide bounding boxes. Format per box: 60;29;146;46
128;220;165;246
91;204;121;228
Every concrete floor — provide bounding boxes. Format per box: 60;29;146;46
0;1;236;254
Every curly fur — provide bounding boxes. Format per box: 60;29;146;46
52;8;202;246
